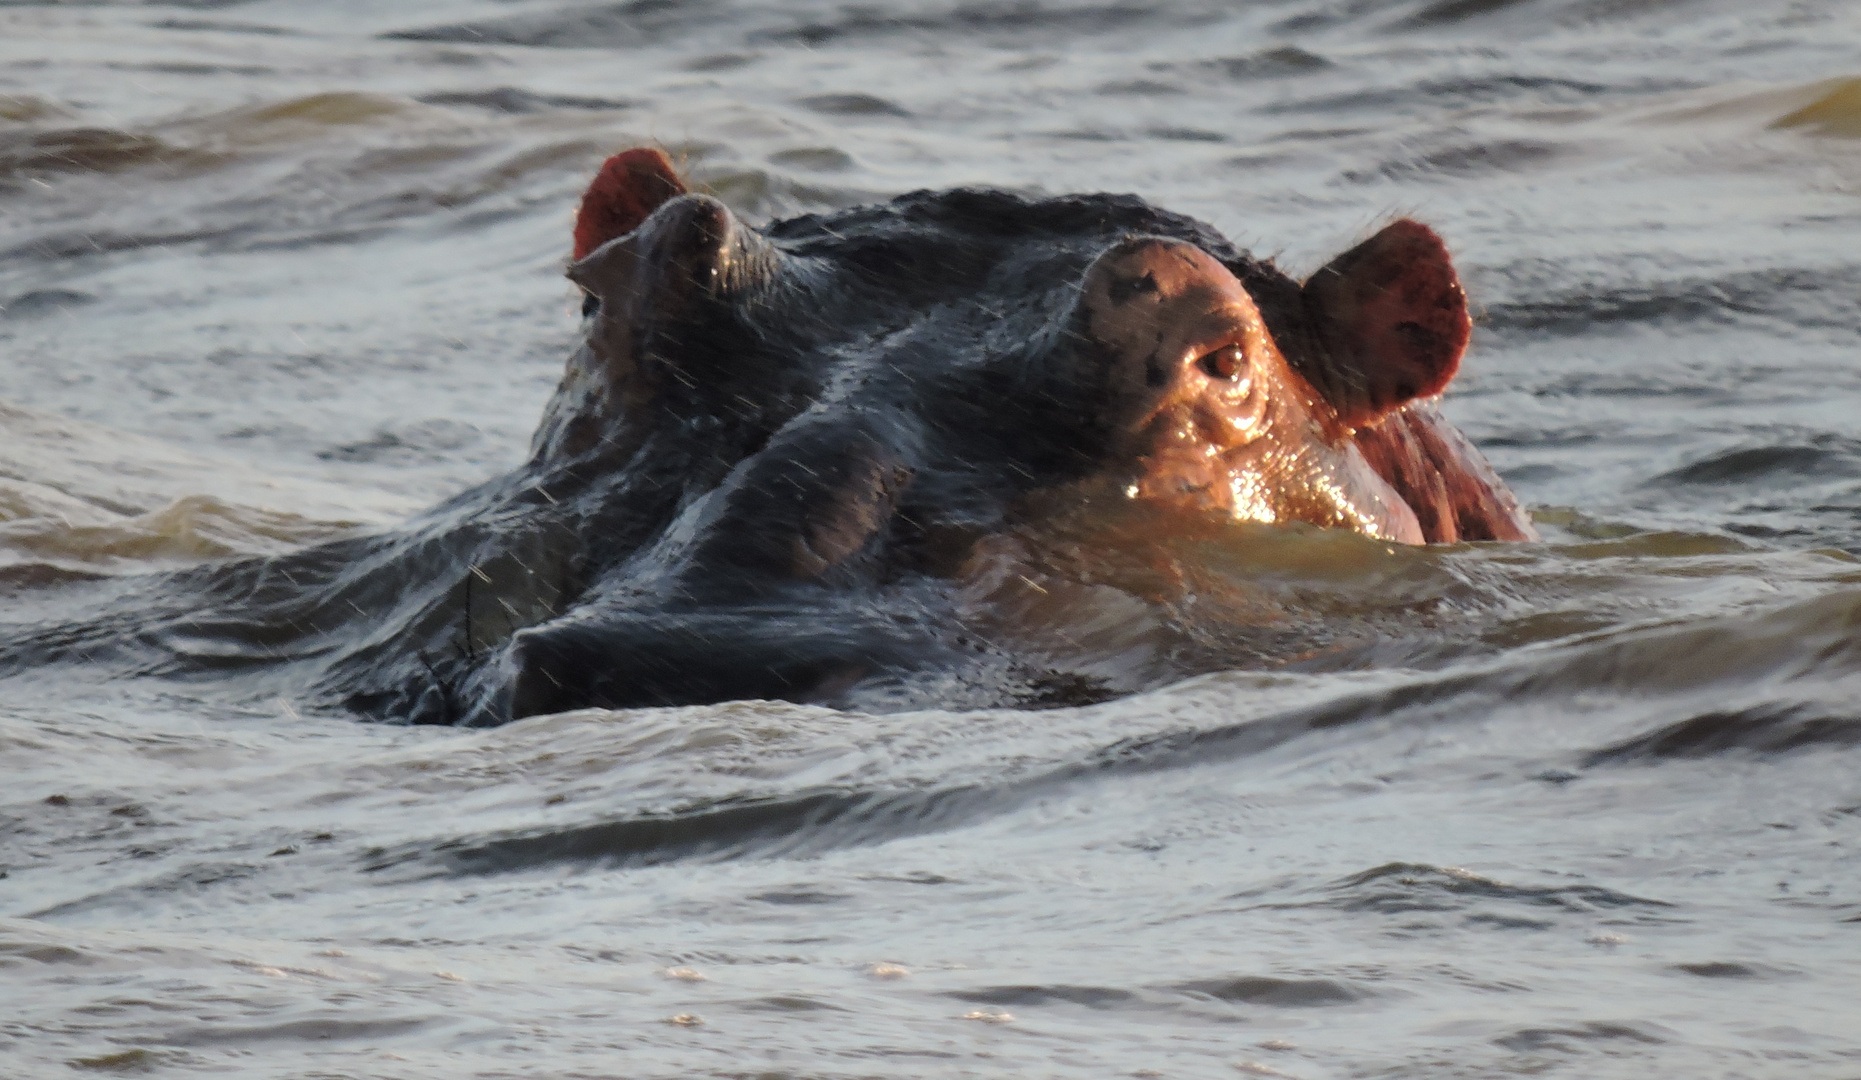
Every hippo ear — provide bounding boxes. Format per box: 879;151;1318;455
567;192;778;309
537;195;780;465
572;147;688;260
1301;220;1471;430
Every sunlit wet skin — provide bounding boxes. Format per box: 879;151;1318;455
1082;239;1425;544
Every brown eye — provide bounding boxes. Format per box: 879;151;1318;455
1199;344;1245;380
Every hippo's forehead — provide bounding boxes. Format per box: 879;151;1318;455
753;189;1297;358
556;186;1314;480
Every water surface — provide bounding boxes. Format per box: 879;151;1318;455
3;1;1861;1076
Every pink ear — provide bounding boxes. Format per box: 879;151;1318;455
1302;220;1470;429
572;148;688;260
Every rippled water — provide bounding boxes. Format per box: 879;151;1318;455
4;1;1861;1076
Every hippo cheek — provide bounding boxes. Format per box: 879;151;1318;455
1231;441;1426;544
1121;379;1270;512
1074;237;1422;543
1177;361;1270;452
1190;398;1423;541
1136;426;1424;543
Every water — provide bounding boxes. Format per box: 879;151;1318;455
3;1;1861;1076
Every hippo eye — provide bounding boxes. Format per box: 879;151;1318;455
1199;344;1245;380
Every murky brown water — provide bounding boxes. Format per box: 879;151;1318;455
4;1;1861;1077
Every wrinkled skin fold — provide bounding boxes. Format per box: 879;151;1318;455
0;149;1534;723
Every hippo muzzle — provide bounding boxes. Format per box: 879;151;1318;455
1073;237;1424;544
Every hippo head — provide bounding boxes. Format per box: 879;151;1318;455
435;149;1526;719
1061;234;1465;544
543;149;1474;544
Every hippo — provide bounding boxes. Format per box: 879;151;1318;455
0;148;1533;723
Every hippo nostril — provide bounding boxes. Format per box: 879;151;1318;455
1198;344;1244;380
1107;270;1160;306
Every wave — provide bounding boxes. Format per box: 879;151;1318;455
1480;263;1861;337
1345;138;1567;183
0;400;417;576
796;92;911;118
754;2;1223;47
1646;440;1861;486
1151;46;1334;81
1773;76;1861;138
0;92;77;125
1582;702;1861;764
940;974;1363;1011
1495;1021;1669;1054
146;18;298;38
416;87;636;115
0;90;874;268
366;784;1013;877
153;1017;434;1049
382;0;1724;52
1318;861;1672;913
27;861;265;920
1278;0;1736;34
0;125;223;184
382;1;1229;51
383;0;724;49
359;578;1861;879
352;684;1383;878
1401;0;1539;28
166;91;429;145
1267;73;1659;115
0;494;364;570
